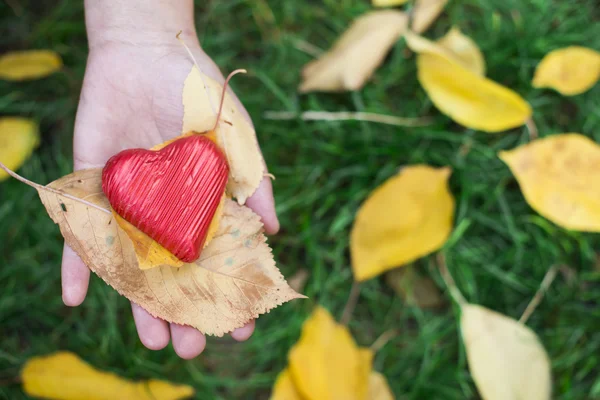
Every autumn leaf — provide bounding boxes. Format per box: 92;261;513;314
436;27;485;75
351;165;454;282
299;10;408;92
405;30;532;132
461;304;552;400
0;50;62;81
532;46;600;96
22;351;194;400
31;168;304;336
0;117;39;182
411;0;448;34
499;133;600;232
372;0;410;7
385;266;444;308
270;306;394;400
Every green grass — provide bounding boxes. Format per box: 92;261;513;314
2;0;600;398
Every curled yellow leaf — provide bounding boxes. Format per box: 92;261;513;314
373;0;410;6
532;46;600;96
436;27;485;75
270;369;303;400
499;133;600;231
351;165;454;282
405;31;532;132
0;117;39;182
0;50;62;81
22;351;194;400
411;0;448;34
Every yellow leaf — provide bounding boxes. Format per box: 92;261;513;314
436;27;485;75
411;0;448;34
461;304;552;400
385;266;444;308
37;169;304;336
532;46;600;96
299;10;408;92
372;0;410;7
0;50;62;81
182;66;264;204
288;306;373;400
499;133;600;231
0;117;39;182
21;351;194;400
270;369;304;400
367;372;395;400
405;31;532;132
351;165;454;281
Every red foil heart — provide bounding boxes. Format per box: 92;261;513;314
102;135;229;263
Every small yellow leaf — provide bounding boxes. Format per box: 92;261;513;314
21;351;194;400
373;0;410;7
436;27;485;75
299;10;408;92
532;46;600;96
499;133;600;231
461;304;552;400
270;369;303;400
288;306;373;400
0;117;39;182
351;165;454;281
0;50;62;81
385;266;444;308
405;31;532;132
367;372;395;400
411;0;448;34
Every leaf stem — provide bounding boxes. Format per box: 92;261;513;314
519;264;559;325
370;329;398;352
436;253;467;307
263;110;433;127
340;281;361;326
525;118;538;140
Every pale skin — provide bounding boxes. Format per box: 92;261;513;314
63;0;279;359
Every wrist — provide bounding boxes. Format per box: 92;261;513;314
84;0;198;50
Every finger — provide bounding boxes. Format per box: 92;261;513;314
170;323;207;359
61;244;90;306
230;320;255;342
246;176;279;235
131;303;170;350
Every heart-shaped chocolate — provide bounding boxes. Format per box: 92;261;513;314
102;135;229;263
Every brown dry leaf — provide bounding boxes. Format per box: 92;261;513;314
532;46;600;96
411;0;448;34
0;49;62;81
499;133;600;231
461;304;552;400
22;351;194;400
373;0;410;6
351;165;455;281
0;117;39;182
182;66;264;205
37;169;304;336
299;10;408;92
385;266;444;308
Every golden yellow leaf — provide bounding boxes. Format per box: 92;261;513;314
367;372;395;400
405;31;532;132
0;50;62;81
270;369;303;400
288;306;373;400
411;0;448;34
499;133;600;231
36;169;304;336
436;27;485;75
0;117;39;182
299;10;408;92
461;304;552;400
372;0;410;7
351;165;454;281
182;66;264;204
22;351;194;400
385;266;444;308
532;46;600;96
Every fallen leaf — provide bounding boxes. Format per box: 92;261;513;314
436;27;485;75
183;66;264;204
0;49;62;81
461;304;552;400
405;31;532;132
22;351;194;400
411;0;448;34
288;268;310;293
532;46;600;96
385;266;444;308
499;133;600;231
367;372;395;400
351;165;455;281
299;10;408;92
270;369;303;400
0;117;39;182
373;0;410;7
36;169;304;336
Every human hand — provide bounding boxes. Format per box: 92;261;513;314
62;0;279;359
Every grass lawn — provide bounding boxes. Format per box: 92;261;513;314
2;0;600;398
